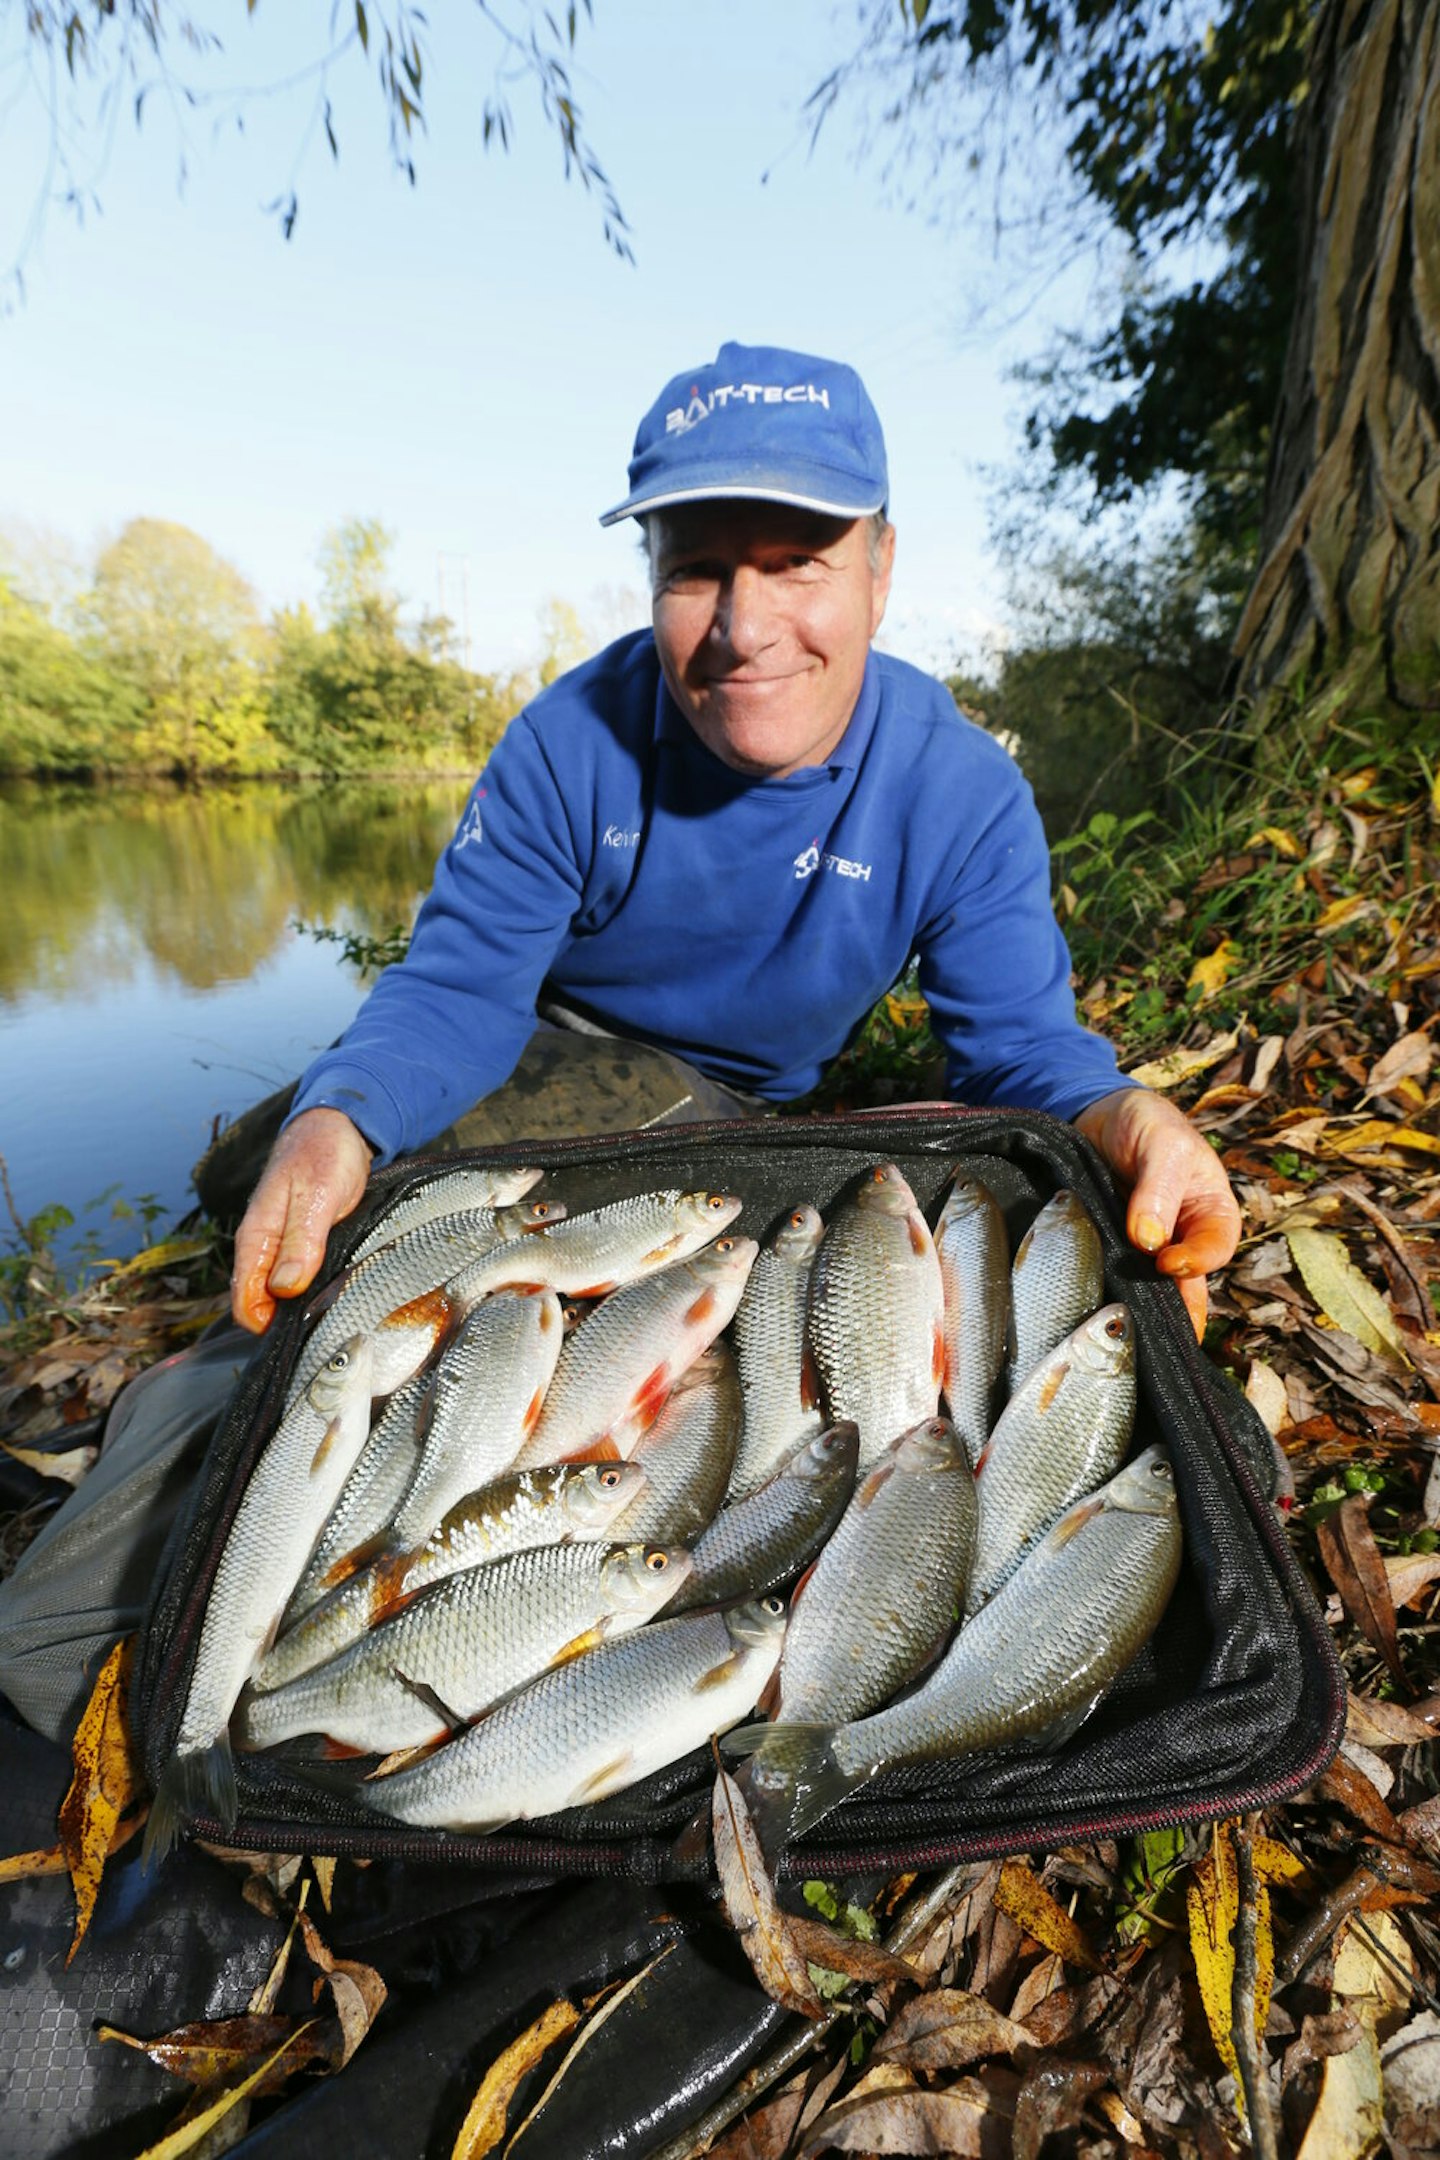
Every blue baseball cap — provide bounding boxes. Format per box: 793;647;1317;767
599;340;888;527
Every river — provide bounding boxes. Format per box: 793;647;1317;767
0;777;472;1271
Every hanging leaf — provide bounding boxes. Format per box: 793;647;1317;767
713;1767;823;2016
994;1859;1102;1972
1316;1497;1405;1686
57;1635;144;1963
1285;1228;1409;1360
450;1998;581;2160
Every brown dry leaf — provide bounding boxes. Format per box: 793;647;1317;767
1317;1498;1405;1686
707;2080;808;2160
1397;1795;1440;1854
1365;1032;1435;1098
1316;894;1378;934
1313;1755;1410;1842
130;2023;320;2160
1283;2007;1364;2084
994;1858;1101;1972
1008;1951;1065;2023
1380;2010;1440;2157
712;1767;823;2017
800;2075;1003;2157
872;1988;1036;2074
1384;1552;1440;1610
1245;1359;1291;1435
297;1910;386;2067
311;1856;336;1912
1286;1228;1410;1361
0;1439;100;1486
1012;2057;1109;2160
98;2014;328;2094
1346;1693;1440;1748
0;1845;69;1882
449;1998;581;2160
57;1635;144;1963
1249;1035;1287;1095
785;1913;920;1992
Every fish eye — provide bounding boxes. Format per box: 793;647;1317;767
599;1466;623;1488
645;1550;669;1572
715;1237;735;1253
790;1209;808;1228
761;1596;784;1616
326;1350;350;1372
707;1193;728;1211
1105;1315;1127;1339
1151;1460;1172;1479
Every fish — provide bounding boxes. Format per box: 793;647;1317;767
254;1461;648;1693
512;1235;757;1466
667;1423;859;1613
143;1332;376;1861
806;1164;945;1472
287;1199;561;1404
348;1165;544;1264
237;1540;691;1757
731;1447;1182;1851
770;1417;976;1726
283;1367;433;1625
935;1177;1010;1467
347;1597;788;1831
1007;1189;1105;1395
610;1342;742;1544
967;1302;1136;1613
729;1204;826;1499
442;1188;745;1306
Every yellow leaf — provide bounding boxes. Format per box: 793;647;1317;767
1321;1120;1440;1160
131;2023;319;2160
312;1856;336;1911
0;1845;68;1882
1127;1031;1240;1092
994;1858;1101;1971
0;1440;99;1487
450;1999;581;2160
1315;894;1375;933
1247;826;1303;858
1188;940;1242;1001
104;1236;214;1283
58;1636;144;1963
1187;1824;1239;2084
1285;1228;1409;1362
1252;1837;1312;1890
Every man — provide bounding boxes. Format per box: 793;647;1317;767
232;340;1239;1336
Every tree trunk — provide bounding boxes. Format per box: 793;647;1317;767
1233;0;1440;717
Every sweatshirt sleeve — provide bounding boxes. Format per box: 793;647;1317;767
287;714;585;1161
916;750;1136;1122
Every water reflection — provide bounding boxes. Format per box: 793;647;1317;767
0;778;471;1002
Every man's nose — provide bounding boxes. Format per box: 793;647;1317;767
712;565;775;658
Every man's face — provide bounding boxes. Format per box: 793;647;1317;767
648;501;895;779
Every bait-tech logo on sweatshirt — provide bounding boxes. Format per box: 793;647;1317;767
793;838;872;882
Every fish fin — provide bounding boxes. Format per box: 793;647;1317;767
683;1287;718;1327
973;1440;992;1476
854;1463;892;1512
366;1550;419;1623
569;1752;636;1804
1028;1689;1110;1753
1050;1497;1105;1548
522;1385;546;1435
562;1435;623;1464
694;1652;744;1694
319;1530;388;1590
571;1278;620;1298
142;1738;237;1871
724;1722;858;1853
788;1557;823;1609
368;1735;449;1779
754;1669;783;1720
390;1667;466;1735
1037;1364;1068;1414
799;1348;823;1414
630;1364;673;1428
309;1416;344;1476
549;1626;604;1667
321;1738;372;1762
931;1322;945;1388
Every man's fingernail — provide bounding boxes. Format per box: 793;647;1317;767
270;1263;305;1293
1136;1213;1166;1252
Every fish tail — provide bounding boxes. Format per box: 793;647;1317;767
141;1737;237;1870
723;1720;858;1850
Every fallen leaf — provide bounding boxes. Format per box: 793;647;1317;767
1316;894;1378;933
1381;2010;1440;2156
0;1439;99;1485
707;2080;808;2160
1009;1951;1065;2022
786;1914;919;1992
0;1845;69;1882
1126;1032;1240;1091
1313;1755;1409;1842
105;1236;216;1282
1317;1498;1405;1686
1187;1820;1262;2095
712;1769;823;2016
1248;826;1304;858
449;1998;581;2160
994;1859;1101;1972
1285;1228;1410;1361
1346;1693;1440;1748
1249;1035;1286;1094
1245;1360;1291;1435
1283;2007;1363;2085
873;1988;1036;2073
801;2077;1003;2157
98;2014;328;2093
1322;1118;1440;1161
131;2024;320;2160
1334;1912;1413;2017
297;1910;386;2067
311;1856;336;1911
1189;940;1243;1002
1365;1033;1435;1099
1384;1552;1440;1610
58;1636;143;1963
1012;2057;1109;2160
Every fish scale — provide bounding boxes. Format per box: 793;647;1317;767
807;1163;945;1472
237;1539;691;1757
935;1177;1010;1468
611;1343;742;1543
513;1234;757;1466
443;1188;744;1307
354;1599;788;1831
285;1367;433;1625
348;1166;544;1264
730;1204;825;1499
668;1423;858;1612
1007;1189;1105;1395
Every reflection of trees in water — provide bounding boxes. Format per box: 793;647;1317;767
0;779;471;1001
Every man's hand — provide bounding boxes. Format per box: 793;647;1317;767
1073;1086;1241;1339
231;1108;374;1334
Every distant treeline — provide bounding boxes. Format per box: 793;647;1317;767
0;516;542;779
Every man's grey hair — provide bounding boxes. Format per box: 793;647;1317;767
640;507;892;583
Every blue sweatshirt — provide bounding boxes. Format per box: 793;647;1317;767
290;632;1131;1161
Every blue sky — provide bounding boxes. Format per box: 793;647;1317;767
0;1;1097;676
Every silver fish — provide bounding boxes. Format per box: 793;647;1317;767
351;1597;787;1831
238;1540;690;1757
807;1164;945;1472
143;1332;376;1860
443;1188;745;1307
348;1165;544;1264
513;1235;757;1467
611;1343;742;1543
668;1423;859;1613
729;1204;826;1499
1007;1189;1105;1396
968;1302;1136;1613
935;1177;1010;1468
284;1367;433;1626
735;1447;1182;1850
254;1460;647;1694
772;1417;976;1725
